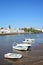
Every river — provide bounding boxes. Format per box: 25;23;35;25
0;33;43;65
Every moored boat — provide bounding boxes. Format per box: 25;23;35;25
22;38;35;44
13;42;31;51
4;53;22;59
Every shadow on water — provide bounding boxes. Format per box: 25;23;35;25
4;58;22;63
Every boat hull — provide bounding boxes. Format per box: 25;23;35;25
4;53;22;59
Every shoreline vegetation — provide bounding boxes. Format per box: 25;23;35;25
0;27;43;35
21;27;42;33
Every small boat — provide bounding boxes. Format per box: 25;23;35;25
13;45;28;51
4;53;22;59
13;43;31;51
23;38;35;44
16;43;31;46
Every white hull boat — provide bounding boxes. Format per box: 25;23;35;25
16;43;31;46
23;38;35;44
13;43;31;51
4;53;22;59
13;46;28;51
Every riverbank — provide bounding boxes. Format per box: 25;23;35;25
0;32;32;35
3;43;43;65
0;32;43;35
0;32;18;35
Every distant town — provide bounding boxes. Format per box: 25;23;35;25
0;26;43;35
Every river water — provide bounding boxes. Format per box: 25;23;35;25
0;33;43;65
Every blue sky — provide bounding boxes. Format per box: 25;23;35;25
0;0;43;28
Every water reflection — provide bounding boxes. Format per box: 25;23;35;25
4;58;22;64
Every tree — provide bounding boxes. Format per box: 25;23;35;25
24;28;28;32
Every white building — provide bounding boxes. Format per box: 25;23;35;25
0;28;10;33
17;29;24;33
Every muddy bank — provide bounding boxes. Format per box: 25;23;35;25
1;43;43;65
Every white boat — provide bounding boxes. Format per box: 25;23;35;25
4;53;22;59
13;45;28;51
16;43;31;46
13;43;31;51
23;38;35;44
